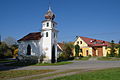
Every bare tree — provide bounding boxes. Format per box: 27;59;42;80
3;37;17;46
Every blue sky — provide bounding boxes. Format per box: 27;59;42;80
0;0;120;43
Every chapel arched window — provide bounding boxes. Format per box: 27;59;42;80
46;32;48;37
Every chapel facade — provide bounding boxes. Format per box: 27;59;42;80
18;7;58;63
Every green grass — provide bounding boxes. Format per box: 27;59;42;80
0;70;55;80
98;57;120;61
35;61;73;66
74;57;90;61
52;68;120;80
5;61;73;66
0;59;16;63
26;69;79;80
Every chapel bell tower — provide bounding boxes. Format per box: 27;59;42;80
41;7;58;63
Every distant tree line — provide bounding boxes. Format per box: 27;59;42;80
0;37;18;59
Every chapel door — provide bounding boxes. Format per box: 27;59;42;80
27;44;31;55
51;45;56;63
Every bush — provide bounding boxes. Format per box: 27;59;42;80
75;44;80;57
0;42;9;58
57;52;75;62
0;41;18;59
106;52;110;57
57;53;67;62
4;49;13;58
109;40;116;57
88;55;91;57
13;49;18;58
118;47;120;58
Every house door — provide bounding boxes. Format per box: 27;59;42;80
27;44;31;55
97;47;103;56
92;47;96;56
86;50;89;56
51;45;56;63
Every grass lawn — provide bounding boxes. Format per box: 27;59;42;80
98;57;120;61
26;69;78;80
5;61;73;66
52;68;120;80
0;59;16;63
0;70;55;80
35;61;73;66
74;57;90;61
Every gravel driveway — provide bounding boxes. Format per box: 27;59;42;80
1;60;120;80
1;60;119;71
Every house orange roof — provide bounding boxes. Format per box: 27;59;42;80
80;36;110;47
57;43;64;50
18;32;42;41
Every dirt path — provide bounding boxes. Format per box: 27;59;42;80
8;70;64;80
8;69;91;80
37;69;91;80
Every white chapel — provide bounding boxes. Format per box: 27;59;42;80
18;7;59;63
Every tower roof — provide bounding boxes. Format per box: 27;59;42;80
45;6;55;20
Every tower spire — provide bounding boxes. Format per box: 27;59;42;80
48;5;51;11
48;0;52;11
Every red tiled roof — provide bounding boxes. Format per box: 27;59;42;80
80;36;110;47
18;32;42;41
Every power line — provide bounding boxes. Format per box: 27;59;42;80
84;32;120;36
58;32;120;41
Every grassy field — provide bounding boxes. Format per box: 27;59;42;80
5;61;73;66
26;69;79;80
35;61;73;66
0;70;55;80
52;68;120;80
98;57;120;61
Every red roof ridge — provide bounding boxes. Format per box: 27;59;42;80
18;32;42;41
79;36;110;47
79;36;109;43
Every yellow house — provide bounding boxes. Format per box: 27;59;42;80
73;36;111;57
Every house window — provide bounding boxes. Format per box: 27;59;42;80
47;22;49;27
46;32;48;37
77;41;79;44
80;41;82;44
94;42;97;44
